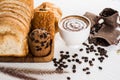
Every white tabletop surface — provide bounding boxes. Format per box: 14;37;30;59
0;0;120;80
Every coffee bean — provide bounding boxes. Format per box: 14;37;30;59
72;69;76;73
92;58;95;61
75;59;79;62
98;66;102;70
79;48;83;51
83;68;86;71
95;53;99;56
67;77;71;80
86;67;89;70
72;65;76;69
66;51;69;54
86;72;90;75
83;43;89;47
60;51;64;53
67;59;71;62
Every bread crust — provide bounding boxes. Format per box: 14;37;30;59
38;2;62;32
32;10;55;38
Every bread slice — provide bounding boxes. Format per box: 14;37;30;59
0;3;31;18
0;11;28;31
0;5;30;24
0;0;31;16
0;7;30;31
0;17;28;57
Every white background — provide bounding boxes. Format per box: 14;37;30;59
0;0;120;80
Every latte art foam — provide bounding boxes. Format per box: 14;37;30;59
62;18;87;31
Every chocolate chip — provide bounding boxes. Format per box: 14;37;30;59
45;42;49;48
75;59;79;62
41;42;44;47
36;48;42;51
40;34;44;38
34;40;39;43
54;64;58;67
43;33;47;38
84;59;88;63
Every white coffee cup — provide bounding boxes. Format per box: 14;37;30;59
58;15;91;48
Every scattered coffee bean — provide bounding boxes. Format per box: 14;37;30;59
86;67;89;70
67;77;71;80
92;58;95;61
79;48;83;51
60;51;64;53
98;66;102;70
86;72;90;75
95;53;99;56
66;51;69;54
83;68;86;71
83;43;89;47
72;65;76;69
67;59;71;62
72;69;76;73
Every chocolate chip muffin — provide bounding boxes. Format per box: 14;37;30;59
29;29;51;57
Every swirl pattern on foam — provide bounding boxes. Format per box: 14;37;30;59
62;18;87;32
